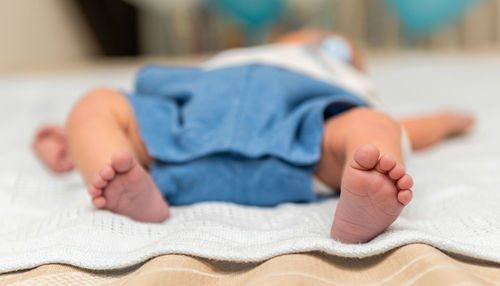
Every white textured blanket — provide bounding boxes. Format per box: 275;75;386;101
1;54;500;273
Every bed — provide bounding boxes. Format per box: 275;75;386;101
1;53;500;285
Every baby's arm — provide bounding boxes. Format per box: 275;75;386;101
399;111;475;150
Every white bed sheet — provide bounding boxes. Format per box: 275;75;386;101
1;54;500;272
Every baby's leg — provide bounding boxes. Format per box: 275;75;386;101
66;88;169;222
315;107;413;243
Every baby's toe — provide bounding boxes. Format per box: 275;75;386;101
352;144;380;170
92;196;106;208
377;154;396;173
92;174;108;189
388;164;405;181
99;164;115;181
397;174;414;190
111;152;135;173
397;189;413;206
87;184;102;197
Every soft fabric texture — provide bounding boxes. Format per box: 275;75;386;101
128;63;366;206
1;53;499;273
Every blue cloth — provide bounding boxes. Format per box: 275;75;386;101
128;64;368;206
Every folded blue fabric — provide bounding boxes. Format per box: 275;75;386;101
128;64;367;206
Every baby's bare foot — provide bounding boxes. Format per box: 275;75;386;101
87;152;170;222
32;125;74;173
331;144;413;243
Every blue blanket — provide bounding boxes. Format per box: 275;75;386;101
128;64;367;206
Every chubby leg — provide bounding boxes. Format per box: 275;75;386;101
315;107;413;243
66;88;169;222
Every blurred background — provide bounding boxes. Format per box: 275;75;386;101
1;0;499;72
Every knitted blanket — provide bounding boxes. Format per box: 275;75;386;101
1;54;499;272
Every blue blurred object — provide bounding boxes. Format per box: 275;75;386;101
321;36;353;64
211;0;284;29
386;0;482;33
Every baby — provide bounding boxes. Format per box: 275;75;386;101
32;29;474;244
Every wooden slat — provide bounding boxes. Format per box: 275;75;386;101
336;0;367;45
461;0;494;49
426;24;461;51
493;0;500;47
